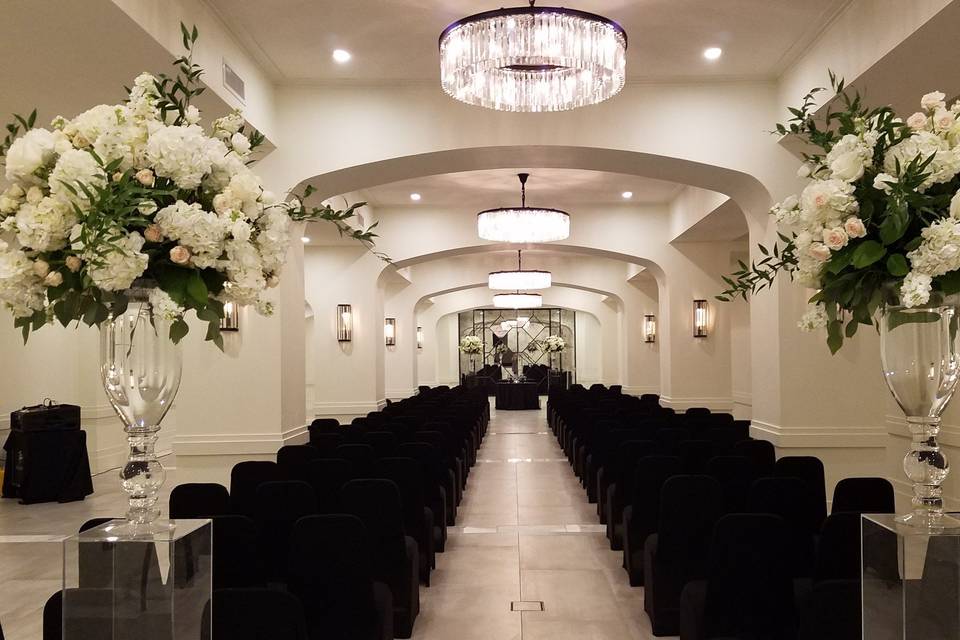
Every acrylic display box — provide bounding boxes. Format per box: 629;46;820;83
61;519;212;640
862;513;960;640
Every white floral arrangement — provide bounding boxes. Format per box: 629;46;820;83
542;335;566;352
458;335;483;354
720;73;960;352
0;25;382;348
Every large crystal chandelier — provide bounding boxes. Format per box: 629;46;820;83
478;173;570;243
493;292;543;308
489;250;552;290
439;1;627;112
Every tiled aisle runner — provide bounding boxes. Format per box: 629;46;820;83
414;402;663;640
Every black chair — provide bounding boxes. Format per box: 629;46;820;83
252;481;318;582
775;456;827;527
706;456;759;514
679;514;795;640
169;483;231;519
655;427;692;456
310;432;344;457
679;440;716;473
366;431;400;458
622;455;680;586
44;589;128;640
798;579;861;640
340;479;420;638
605;440;657;549
814;512;861;582
309;417;340;434
377;457;436;584
211;515;261;589
400;441;456;530
831;477;895;515
335;444;379;477
644;475;723;636
748;477;818;577
733;439;776;474
201;588;309;640
229;461;286;517
277;445;322;481
287;515;393;640
306;458;354;514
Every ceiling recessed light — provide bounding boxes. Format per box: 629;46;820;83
410;193;422;201
622;191;633;199
332;49;352;64
703;47;722;61
301;236;310;243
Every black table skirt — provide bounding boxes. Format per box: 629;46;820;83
495;383;540;410
2;429;94;503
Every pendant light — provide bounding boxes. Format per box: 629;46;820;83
478;173;570;243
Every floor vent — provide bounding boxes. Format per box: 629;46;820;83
510;601;545;612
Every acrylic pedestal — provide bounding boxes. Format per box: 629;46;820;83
61;519;211;640
862;513;960;640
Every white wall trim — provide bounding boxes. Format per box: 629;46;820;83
660;395;734;411
751;419;888;448
173;431;291;456
385;388;417;401
732;390;752;406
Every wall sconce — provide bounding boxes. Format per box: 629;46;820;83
693;300;709;338
644;314;656;343
220;302;239;332
385;318;396;346
337;304;352;342
417;326;424;349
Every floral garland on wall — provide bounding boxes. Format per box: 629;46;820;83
719;72;960;352
0;25;384;349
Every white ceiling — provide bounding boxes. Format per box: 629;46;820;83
355;168;684;209
208;0;851;84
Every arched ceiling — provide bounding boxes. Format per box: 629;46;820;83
209;0;850;84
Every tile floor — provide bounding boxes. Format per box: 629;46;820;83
0;402;668;639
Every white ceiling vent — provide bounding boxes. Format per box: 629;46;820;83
222;59;245;102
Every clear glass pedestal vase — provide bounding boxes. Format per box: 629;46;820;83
880;299;960;529
100;284;182;531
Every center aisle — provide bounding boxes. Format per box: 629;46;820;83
414;400;662;640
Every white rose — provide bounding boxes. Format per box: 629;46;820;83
822;227;849;251
231;220;252;243
230;132;251;155
843;217;867;239
212;193;235;216
873;173;896;194
934;109;956;131
32;260;50;278
135;168;155;186
43;271;63;287
828;150;866;182
808;243;831;262
797;164;811;178
184;105;201;125
907;112;928;130
922;91;947;111
25;186;43;205
951;191;960;220
5;128;57;182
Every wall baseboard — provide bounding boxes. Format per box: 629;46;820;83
750;420;888;448
385;389;417;401
622;386;659;396
732;391;752;406
660;396;733;411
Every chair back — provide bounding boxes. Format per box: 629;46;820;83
211;515;261;589
170;483;231;520
775;456;827;526
831;477;895;515
229;461;286;517
202;588;309;640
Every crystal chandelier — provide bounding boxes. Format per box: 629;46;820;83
489;250;552;290
439;1;627;112
493;292;543;308
478;173;570;243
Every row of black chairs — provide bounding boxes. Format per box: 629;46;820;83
547;386;895;640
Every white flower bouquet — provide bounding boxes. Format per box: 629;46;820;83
720;73;960;352
542;335;566;352
0;25;382;348
458;335;483;354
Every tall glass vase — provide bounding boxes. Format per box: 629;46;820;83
880;298;960;528
100;283;182;529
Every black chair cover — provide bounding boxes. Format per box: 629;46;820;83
252;481;317;581
622;455;680;587
202;588;309;640
169;483;230;519
775;456;828;526
831;477;895;515
211;515;261;589
229;461;286;517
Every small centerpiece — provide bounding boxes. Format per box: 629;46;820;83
0;25;383;528
542;335;566;353
459;335;483;373
719;73;960;528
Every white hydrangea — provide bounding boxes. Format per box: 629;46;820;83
220;238;266;305
797;303;828;332
951;191;960;220
901;272;933;308
154;201;228;269
212;111;244;139
906;218;960;278
884;131;960;191
771;195;801;226
86;231;148;291
14;197;78;251
48;149;105;212
144;124;214;189
202;137;246;193
825;133;875;182
5;128;58;182
148;288;184;321
66;104;122;148
0;241;46;317
799;178;858;229
92;114;148;171
255;207;291;274
255;299;275;316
